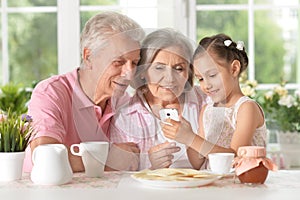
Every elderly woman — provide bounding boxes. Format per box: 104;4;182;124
23;11;145;172
110;28;207;170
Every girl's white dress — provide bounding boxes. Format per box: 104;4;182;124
203;96;267;148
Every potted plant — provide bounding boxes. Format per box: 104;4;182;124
260;83;300;168
261;83;300;133
0;110;33;182
240;74;300;133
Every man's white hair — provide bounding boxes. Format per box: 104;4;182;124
80;11;144;59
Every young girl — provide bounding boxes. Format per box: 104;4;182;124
161;33;267;169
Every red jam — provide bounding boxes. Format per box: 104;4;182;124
238;162;269;184
234;146;277;184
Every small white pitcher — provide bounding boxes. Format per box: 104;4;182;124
30;144;73;185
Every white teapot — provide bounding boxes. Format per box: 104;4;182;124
30;144;73;185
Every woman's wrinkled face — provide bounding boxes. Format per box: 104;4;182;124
145;48;190;103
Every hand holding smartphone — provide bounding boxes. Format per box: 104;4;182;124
159;108;179;125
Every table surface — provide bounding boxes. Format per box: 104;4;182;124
1;170;300;200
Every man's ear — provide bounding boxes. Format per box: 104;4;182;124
231;60;241;77
83;48;92;69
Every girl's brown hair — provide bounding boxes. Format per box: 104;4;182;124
193;33;249;75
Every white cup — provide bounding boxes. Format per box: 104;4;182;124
70;141;109;177
208;153;235;174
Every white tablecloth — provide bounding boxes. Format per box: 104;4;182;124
1;170;300;200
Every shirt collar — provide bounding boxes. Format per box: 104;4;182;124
71;68;95;110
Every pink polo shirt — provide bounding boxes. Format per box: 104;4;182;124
23;68;124;172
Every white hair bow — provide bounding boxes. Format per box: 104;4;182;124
236;41;244;51
224;40;232;47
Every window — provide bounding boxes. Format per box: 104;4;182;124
1;0;299;90
0;0;158;86
193;0;300;90
1;0;57;86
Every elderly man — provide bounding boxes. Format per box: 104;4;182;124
23;11;145;172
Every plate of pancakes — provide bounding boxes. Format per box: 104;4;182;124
131;168;221;188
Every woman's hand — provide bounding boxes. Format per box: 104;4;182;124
148;142;180;169
161;117;196;146
105;142;140;171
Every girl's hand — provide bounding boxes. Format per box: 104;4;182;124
148;142;180;169
161;117;196;146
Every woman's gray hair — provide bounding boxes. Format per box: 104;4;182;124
80;11;144;60
131;28;194;90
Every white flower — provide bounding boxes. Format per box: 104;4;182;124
274;85;288;96
278;95;295;108
241;85;256;97
246;80;257;88
265;91;274;100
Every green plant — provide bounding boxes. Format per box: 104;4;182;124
240;76;300;133
0;110;33;152
261;83;300;133
0;83;32;115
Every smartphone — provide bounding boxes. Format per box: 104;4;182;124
159;108;179;123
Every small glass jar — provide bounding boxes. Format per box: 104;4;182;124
233;146;277;184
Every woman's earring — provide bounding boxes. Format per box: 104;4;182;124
140;76;145;80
